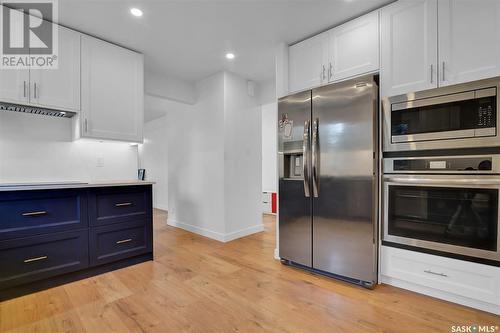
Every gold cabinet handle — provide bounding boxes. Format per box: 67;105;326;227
115;202;132;207
24;255;48;263
22;211;47;217
116;238;132;244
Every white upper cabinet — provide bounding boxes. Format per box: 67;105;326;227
438;0;500;87
80;36;144;143
288;32;329;93
29;25;81;111
288;11;379;93
0;11;29;105
380;0;438;98
0;14;144;143
0;70;29;105
329;11;380;82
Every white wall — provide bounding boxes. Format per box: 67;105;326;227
257;76;278;194
0;112;138;183
167;73;227;238
261;102;277;193
166;71;263;242
257;78;276;106
139;116;168;210
145;71;196;105
223;72;263;237
275;42;289;99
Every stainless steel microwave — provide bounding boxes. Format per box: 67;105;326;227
383;77;500;152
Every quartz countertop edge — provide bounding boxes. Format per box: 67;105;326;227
0;180;155;191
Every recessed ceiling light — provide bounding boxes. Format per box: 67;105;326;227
225;53;235;60
130;8;143;17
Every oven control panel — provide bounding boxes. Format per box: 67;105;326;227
384;155;499;173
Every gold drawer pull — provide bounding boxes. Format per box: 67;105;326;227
24;256;48;263
22;211;47;217
115;202;132;207
116;238;132;244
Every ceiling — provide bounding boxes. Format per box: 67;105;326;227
58;0;393;83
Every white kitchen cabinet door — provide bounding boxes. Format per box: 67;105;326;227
0;9;29;105
288;32;329;93
329;11;379;82
0;70;29;105
381;246;500;314
80;36;144;142
380;0;438;98
30;25;81;111
438;0;500;87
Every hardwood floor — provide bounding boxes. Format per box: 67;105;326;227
0;210;498;332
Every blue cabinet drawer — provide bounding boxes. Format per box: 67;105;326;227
89;219;152;266
89;186;152;226
0;230;89;290
0;189;87;240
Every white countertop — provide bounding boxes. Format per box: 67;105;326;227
0;180;155;191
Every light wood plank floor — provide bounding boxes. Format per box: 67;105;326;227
0;210;498;332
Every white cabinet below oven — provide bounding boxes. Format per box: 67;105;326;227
380;245;500;315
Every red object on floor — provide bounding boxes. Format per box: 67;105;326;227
271;192;277;214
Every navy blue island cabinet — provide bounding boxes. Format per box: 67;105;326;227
0;183;153;300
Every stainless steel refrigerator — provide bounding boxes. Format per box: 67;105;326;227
278;74;378;288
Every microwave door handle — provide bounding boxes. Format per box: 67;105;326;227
303;120;311;198
312;118;319;198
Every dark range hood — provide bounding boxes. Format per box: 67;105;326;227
0;102;76;118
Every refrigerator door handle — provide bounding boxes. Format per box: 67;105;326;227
303;120;311;198
312;118;320;197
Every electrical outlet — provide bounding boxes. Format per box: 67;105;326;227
96;157;104;167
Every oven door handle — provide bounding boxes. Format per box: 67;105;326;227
384;177;500;185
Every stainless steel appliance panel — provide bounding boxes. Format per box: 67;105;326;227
311;76;378;283
383;155;500;174
383;76;500;152
382;174;500;262
278;91;312;266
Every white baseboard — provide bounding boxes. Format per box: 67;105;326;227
274;248;280;260
381;275;500;315
154;203;168;211
224;224;264;242
167;219;264;243
167;219;226;241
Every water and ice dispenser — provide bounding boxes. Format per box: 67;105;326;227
284;153;303;179
280;140;304;179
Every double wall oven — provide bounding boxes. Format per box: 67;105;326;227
382;77;500;265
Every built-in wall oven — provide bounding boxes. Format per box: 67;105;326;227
383;76;500;152
382;155;500;264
